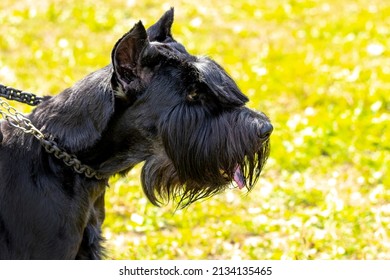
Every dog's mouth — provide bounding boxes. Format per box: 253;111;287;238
220;139;270;191
220;165;245;189
233;165;246;189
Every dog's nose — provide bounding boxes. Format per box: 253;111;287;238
259;122;273;139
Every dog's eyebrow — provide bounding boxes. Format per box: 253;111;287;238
190;57;248;106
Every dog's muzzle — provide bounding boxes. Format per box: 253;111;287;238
230;110;272;190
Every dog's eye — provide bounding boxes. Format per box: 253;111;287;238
187;91;200;102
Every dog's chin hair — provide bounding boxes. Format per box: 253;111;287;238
141;155;229;209
140;138;270;209
239;139;271;191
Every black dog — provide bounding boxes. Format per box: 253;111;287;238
0;9;272;259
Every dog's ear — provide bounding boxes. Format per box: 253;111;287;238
147;8;175;43
111;21;150;96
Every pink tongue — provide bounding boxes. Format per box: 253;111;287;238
233;166;245;189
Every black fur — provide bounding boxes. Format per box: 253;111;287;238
0;9;272;259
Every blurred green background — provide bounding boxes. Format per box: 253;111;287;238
0;0;389;259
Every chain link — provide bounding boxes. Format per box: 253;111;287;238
0;98;45;139
40;138;102;179
0;89;103;180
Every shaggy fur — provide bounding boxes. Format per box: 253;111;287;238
0;9;272;259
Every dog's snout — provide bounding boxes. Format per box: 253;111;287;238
259;122;273;139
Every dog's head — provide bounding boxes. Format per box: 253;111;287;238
106;9;272;207
33;9;272;208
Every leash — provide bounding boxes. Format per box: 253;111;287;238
0;83;103;180
0;84;43;106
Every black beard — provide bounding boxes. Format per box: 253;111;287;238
141;104;271;208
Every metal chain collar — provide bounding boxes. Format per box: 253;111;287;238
0;84;103;180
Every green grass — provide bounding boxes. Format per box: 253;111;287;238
1;0;389;259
